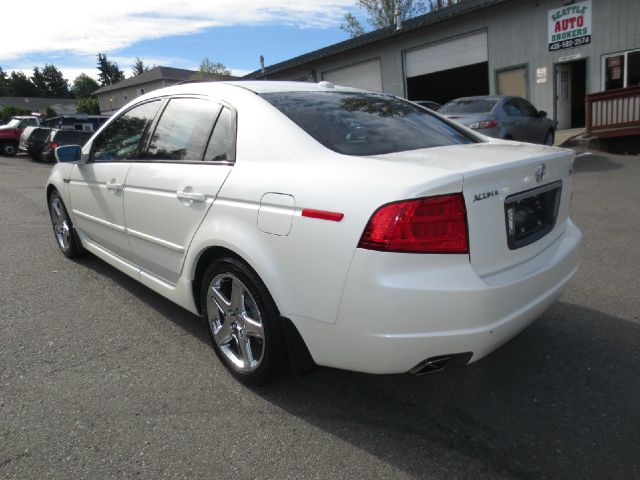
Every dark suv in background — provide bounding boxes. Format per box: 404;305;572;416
19;127;53;160
41;129;93;162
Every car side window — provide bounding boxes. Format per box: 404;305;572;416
92;100;161;162
515;99;539;117
145;98;221;161
503;100;523;117
204;107;234;162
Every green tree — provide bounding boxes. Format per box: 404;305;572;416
31;64;70;98
191;58;231;79
1;105;30;122
341;0;462;37
45;106;58;118
72;73;100;99
131;57;152;76
0;67;8;96
76;97;100;115
7;71;41;97
97;53;125;86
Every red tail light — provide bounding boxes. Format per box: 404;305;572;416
358;194;469;253
50;142;59;150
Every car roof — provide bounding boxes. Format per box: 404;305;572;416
155;80;370;97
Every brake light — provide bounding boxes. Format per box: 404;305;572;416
469;119;498;130
50;142;59;150
358;194;468;253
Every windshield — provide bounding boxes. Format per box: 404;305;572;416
5;119;21;128
440;99;498;114
261;91;476;156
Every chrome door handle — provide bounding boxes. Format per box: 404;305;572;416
176;190;207;202
106;181;124;192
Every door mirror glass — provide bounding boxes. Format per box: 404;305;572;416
538;110;547;118
55;145;82;163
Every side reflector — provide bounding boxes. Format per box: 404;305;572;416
301;208;344;222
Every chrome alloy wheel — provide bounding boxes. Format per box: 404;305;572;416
206;273;265;372
49;195;71;251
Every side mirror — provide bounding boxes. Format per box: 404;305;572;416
55;145;82;163
538;110;547;118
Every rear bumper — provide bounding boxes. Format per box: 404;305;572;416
292;219;581;374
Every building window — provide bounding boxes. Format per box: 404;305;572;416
137;88;145;95
496;66;527;98
124;94;128;101
603;49;640;90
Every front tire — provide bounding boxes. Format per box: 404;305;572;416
201;257;287;385
48;190;83;258
544;129;555;146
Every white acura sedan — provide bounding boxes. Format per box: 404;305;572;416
46;81;581;385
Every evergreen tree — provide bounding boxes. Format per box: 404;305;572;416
97;53;125;86
131;57;151;76
7;71;41;97
0;67;8;96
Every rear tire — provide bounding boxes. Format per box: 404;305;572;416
1;142;17;156
48;190;84;258
201;256;287;385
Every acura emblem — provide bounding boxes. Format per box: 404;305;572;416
535;163;546;183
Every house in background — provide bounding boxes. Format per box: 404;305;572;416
94;66;237;114
0;97;77;115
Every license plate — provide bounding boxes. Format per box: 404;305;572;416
504;181;562;250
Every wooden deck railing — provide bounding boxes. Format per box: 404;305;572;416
586;85;640;138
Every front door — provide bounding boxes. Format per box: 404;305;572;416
123;97;235;284
69;99;163;259
69;163;131;258
556;64;572;129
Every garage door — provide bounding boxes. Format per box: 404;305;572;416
322;59;383;91
405;32;488;78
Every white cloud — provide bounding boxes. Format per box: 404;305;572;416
0;0;352;61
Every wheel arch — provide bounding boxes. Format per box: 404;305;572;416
191;244;316;373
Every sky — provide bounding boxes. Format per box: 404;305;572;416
1;0;361;83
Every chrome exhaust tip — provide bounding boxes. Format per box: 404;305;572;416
409;352;472;376
410;355;453;376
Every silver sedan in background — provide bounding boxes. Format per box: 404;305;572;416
439;96;557;146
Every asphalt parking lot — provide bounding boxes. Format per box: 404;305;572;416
1;150;639;479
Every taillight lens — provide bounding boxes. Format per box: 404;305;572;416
469;119;498;130
50;142;59;150
358;194;469;253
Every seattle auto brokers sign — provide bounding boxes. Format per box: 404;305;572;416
548;0;592;52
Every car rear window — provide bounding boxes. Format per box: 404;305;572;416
440;99;498;114
31;128;52;141
261;91;476;156
54;130;92;145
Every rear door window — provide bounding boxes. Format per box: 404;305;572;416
262;91;476;156
145;98;221;161
204;107;234;162
503;100;524;117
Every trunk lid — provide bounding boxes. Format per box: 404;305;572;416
373;141;575;276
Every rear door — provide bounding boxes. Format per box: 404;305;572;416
69;100;162;259
515;98;547;144
123;97;234;284
501;99;528;141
